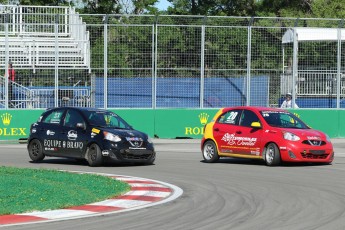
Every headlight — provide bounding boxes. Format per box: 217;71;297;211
104;131;121;142
283;132;300;141
326;134;331;143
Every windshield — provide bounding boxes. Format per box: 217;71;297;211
83;110;132;129
260;111;309;129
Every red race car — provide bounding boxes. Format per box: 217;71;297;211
201;106;334;166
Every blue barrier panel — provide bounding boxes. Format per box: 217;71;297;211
96;76;269;108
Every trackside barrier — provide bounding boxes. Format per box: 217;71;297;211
0;109;344;141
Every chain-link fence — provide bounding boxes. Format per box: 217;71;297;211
1;5;344;109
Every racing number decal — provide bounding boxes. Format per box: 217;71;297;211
225;111;238;124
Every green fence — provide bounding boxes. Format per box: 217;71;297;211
0;109;344;141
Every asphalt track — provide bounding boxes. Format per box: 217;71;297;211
1;139;345;230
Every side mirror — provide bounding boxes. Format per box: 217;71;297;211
251;122;261;129
76;122;86;130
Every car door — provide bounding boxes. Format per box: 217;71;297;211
236;109;262;156
60;108;88;158
39;108;66;155
212;109;242;154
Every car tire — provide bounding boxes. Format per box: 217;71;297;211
202;140;219;163
28;139;45;162
264;143;281;166
146;154;156;165
86;143;103;167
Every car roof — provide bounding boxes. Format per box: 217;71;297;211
46;107;110;113
221;106;287;113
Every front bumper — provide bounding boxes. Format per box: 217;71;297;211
102;141;156;163
279;142;334;163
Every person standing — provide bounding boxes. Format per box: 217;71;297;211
281;93;299;108
7;61;15;107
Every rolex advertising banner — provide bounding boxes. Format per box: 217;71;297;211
288;109;339;138
0;110;44;141
0;109;344;141
110;109;155;137
154;109;218;138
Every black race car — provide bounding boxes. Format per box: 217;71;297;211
27;107;156;166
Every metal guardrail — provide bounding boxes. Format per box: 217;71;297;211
281;71;345;96
0;76;91;108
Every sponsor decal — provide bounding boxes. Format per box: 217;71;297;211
224;111;238;124
185;112;210;135
91;128;100;138
307;136;321;140
199;113;209;125
221;149;233;153
46;130;55;136
1;113;12;126
44;139;83;149
92;128;100;134
67;130;77;140
105;115;111;125
126;137;143;141
250;149;260;155
221;133;257;146
0;112;27;137
44;139;62;148
126;137;143;147
66;141;83;149
45;147;57;151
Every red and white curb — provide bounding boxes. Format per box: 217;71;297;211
0;171;183;226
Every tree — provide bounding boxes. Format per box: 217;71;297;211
79;0;159;14
18;0;71;6
80;0;121;14
132;0;158;14
167;0;256;16
312;0;345;19
256;0;313;17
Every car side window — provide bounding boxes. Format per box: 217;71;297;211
42;109;65;124
239;110;260;127
64;110;85;128
218;110;241;125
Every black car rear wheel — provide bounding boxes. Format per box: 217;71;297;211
86;143;103;167
28;139;45;162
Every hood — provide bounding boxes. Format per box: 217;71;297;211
282;128;327;140
101;127;147;140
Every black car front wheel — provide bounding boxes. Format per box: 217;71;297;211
28;139;45;162
86;143;103;167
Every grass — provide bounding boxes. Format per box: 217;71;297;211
0;166;131;215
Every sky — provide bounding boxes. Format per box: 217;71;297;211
156;0;172;11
